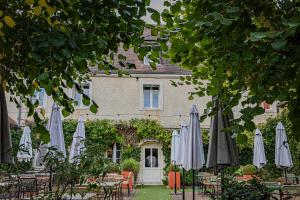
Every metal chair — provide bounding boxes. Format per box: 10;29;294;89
18;177;38;199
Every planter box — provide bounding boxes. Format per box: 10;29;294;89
235;175;256;182
122;171;134;190
168;171;180;189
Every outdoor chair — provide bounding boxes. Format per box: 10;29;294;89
18;177;38;199
121;171;133;197
0;180;18;200
280;185;300;200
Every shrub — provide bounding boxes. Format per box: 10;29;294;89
167;164;180;172
121;158;140;175
242;164;257;175
221;177;272;200
106;162;121;174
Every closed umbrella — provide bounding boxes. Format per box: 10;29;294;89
0;86;13;164
206;102;239;197
177;123;188;166
171;130;180;194
48;103;66;157
17;126;33;162
171;130;180;165
206;105;239;171
177;123;188;200
275;122;293;183
253;128;267;169
182;105;205;200
69;116;86;163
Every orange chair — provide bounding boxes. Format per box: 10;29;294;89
122;172;133;196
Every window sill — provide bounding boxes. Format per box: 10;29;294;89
141;107;163;111
74;106;90;110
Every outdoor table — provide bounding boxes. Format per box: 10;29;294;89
98;181;123;200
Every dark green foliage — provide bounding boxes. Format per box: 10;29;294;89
0;0;150;142
121;144;141;162
237;110;300;179
106;162;121;174
157;0;300;140
221;177;272;200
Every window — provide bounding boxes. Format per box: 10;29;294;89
73;83;91;107
143;85;159;109
32;88;47;107
145;148;159;168
261;101;271;110
107;143;121;163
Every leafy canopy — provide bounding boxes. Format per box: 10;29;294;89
0;0;150;141
155;0;300;139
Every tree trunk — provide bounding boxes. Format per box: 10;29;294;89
0;81;14;164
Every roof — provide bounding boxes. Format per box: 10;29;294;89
90;29;191;76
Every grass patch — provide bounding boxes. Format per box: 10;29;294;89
134;186;172;200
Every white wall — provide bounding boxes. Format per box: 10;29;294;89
6;74;277;129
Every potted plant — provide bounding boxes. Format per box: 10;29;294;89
235;164;257;181
121;158;139;191
167;164;181;190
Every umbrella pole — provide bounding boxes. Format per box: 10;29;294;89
182;169;185;200
49;164;53;193
174;165;177;194
284;168;288;184
193;170;195;200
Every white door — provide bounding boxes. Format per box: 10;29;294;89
140;143;163;185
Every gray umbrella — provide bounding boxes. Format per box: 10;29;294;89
0;86;13;164
206;104;239;172
182;105;205;200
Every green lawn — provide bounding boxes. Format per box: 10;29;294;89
134;186;172;200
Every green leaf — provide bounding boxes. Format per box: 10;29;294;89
90;104;98;114
226;6;240;13
220;17;232;26
164;1;171;7
236;133;248;144
62;108;70;117
151;12;160;24
118;54;126;60
62;48;71;58
249;32;268;41
38;72;49;81
170;2;181;14
271;39;287;50
151;28;158;36
37;124;50;143
82;94;90;106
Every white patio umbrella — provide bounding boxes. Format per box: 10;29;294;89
170;129;180;194
17;126;33;162
48;103;66;158
69;116;86;163
177;122;188;200
182;105;205;200
35;103;66;166
275;122;293;183
171;130;180;165
253;128;267;169
177;123;188;166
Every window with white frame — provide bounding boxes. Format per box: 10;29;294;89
32;88;47;107
143;84;159;109
73;83;91;107
107;143;122;163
